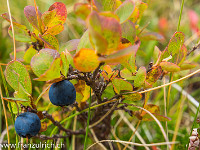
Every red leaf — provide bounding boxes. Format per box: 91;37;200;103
48;2;67;23
24;6;42;31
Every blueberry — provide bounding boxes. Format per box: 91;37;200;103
49;80;76;106
14;112;41;138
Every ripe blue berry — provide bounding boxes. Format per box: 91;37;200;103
14;112;41;138
49;80;76;106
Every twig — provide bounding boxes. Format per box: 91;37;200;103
42;111;85;135
187;42;200;56
92;62;104;81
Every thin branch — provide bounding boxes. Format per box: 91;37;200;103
42;111;85;135
92;62;104;80
187;42;200;56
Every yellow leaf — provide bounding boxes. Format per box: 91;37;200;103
74;48;100;72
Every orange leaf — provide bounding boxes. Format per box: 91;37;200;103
73;48;100;72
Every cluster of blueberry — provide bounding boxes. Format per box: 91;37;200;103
15;80;76;138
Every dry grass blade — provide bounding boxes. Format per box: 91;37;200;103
0;85;10;150
131;105;170;148
89;102;118;128
118;111;150;150
72;113;77;150
122;68;200;96
90;129;107;150
6;0;16;61
123;120;141;150
170;96;186;150
111;128;134;150
86;140;178;150
138;68;200;94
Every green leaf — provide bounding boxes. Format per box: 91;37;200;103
3;97;28;102
8;25;31;42
60;51;69;77
134;66;146;88
6;60;32;94
44;24;64;35
88;27;108;54
14;83;31;102
112;78;133;94
40;33;59;50
120;68;135;80
177;44;187;66
101;84;115;99
137;2;148;21
121;21;136;44
93;0;117;12
24;45;37;63
65;49;75;67
122;50;138;73
77;30;93;52
146;66;162;86
10;50;25;62
123;92;142;101
74;3;92;20
60;39;80;53
140;32;164;41
10;102;21;114
115;0;135;23
1;13;27;29
31;49;60;77
180;62;197;70
166;32;185;56
153;46;162;64
34;58;62;81
160;62;180;72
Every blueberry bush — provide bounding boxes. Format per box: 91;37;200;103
0;0;200;150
